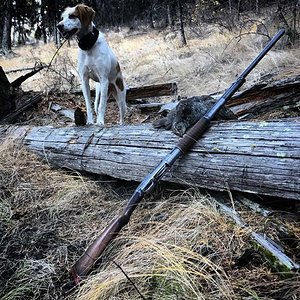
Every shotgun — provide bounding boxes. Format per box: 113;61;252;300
71;29;285;284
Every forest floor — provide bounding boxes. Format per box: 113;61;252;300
0;24;300;300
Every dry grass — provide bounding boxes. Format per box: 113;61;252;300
0;141;299;299
1;26;299;97
76;191;240;300
0;140;122;299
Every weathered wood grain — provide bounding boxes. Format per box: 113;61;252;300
126;82;177;100
228;73;300;117
0;93;42;124
2;119;300;200
0;66;15;119
62;82;178;101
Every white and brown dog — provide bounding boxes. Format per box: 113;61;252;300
57;4;126;126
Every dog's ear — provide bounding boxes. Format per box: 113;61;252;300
74;4;95;28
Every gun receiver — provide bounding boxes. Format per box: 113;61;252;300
71;29;285;283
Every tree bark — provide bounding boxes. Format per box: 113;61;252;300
177;0;187;46
40;0;47;44
227;72;300;117
0;92;42;124
60;82;178;101
1;0;12;54
126;82;177;100
2;119;300;200
54;0;60;47
0;66;15;118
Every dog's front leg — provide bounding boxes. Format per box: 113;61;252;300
96;79;109;126
94;83;101;114
81;79;94;125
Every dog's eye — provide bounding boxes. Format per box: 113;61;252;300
69;14;77;19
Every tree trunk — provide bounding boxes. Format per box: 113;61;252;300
0;66;15;118
40;0;47;44
177;0;187;46
255;0;259;15
1;0;12;54
228;0;232;14
166;4;173;29
2;119;300;200
237;0;241;20
292;0;298;45
54;0;60;47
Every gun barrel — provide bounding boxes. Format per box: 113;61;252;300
240;29;285;79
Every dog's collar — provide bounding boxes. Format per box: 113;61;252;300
77;27;99;51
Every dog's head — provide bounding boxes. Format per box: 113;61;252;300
57;4;95;39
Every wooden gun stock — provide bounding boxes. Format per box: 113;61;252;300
71;214;129;284
70;30;285;284
71;192;142;283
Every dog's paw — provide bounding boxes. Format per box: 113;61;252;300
95;122;105;128
86;119;95;125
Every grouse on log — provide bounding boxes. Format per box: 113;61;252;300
153;95;236;136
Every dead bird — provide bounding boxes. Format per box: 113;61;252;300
153;95;236;136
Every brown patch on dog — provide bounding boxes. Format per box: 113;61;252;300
115;77;124;91
116;62;121;73
74;4;95;28
108;83;117;96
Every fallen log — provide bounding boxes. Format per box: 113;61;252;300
228;72;300;117
0;64;45;123
2;119;300;200
0;92;43;124
11;65;44;89
58;82;178;101
214;199;299;271
151;73;300;121
0;66;16;118
126;82;177;100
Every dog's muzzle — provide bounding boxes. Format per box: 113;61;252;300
57;24;78;39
